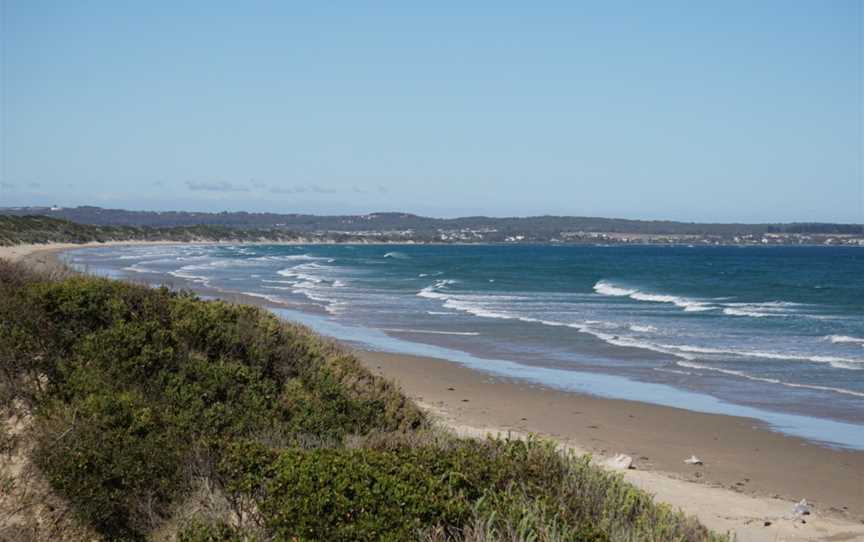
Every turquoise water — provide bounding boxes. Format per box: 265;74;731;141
65;244;864;448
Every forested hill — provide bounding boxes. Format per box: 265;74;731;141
4;205;861;236
0;215;308;246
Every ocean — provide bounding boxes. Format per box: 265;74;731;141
64;244;864;448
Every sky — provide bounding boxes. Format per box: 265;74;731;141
1;1;862;223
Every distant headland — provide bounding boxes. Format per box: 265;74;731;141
2;205;862;247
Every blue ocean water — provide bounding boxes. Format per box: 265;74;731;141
64;244;864;447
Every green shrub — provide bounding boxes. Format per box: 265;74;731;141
257;447;472;542
34;391;185;539
161;356;279;439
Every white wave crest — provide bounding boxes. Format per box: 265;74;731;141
168;264;210;284
278;254;328;262
123;264;154;273
417;279;862;371
277;268;324;284
676;361;864;398
592;281;636;297
827;335;864;346
290;287;344;314
417;281;536;321
659;343;863;370
593;281;714;312
381;328;480;336
240;291;288;306
417;279;458;300
594;280;832;320
721;302;805;318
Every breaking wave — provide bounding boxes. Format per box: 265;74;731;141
827;335;864;347
659;344;863;371
592;280;828;319
381;328;480;336
275;261;347;314
593;280;714;312
168;264;211;285
676;361;864;398
417;280;864;374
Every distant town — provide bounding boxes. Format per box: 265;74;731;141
2;206;862;247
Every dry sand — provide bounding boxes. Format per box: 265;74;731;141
7;241;864;541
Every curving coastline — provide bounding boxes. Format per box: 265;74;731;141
5;241;864;541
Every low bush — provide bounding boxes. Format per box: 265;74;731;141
34;390;185;539
217;437;719;542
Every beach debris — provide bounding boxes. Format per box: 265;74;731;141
792;499;811;517
683;455;703;465
604;453;634;470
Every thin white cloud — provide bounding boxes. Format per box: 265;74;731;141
270;185;307;194
186;180;250;192
270;184;338;194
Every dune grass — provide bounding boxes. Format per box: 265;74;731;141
0;259;727;541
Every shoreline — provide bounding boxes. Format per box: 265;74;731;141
9;241;864;541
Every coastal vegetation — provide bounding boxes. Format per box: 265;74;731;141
0;258;726;541
0;215;305;246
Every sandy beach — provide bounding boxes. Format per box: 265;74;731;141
0;240;192;266
7;241;864;542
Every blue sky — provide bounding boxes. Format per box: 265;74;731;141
1;1;861;222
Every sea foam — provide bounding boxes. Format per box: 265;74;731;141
593;280;826;319
676;361;864;398
593;280;714;312
827;335;864;347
